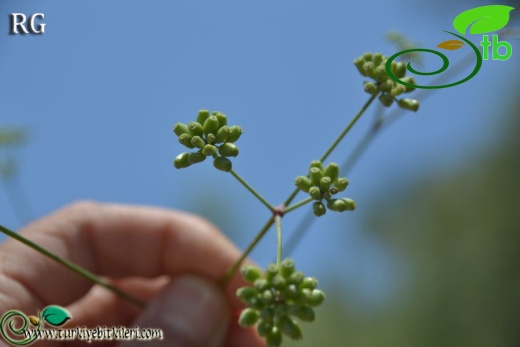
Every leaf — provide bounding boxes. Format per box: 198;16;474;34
42;306;71;326
437;40;465;50
453;5;514;35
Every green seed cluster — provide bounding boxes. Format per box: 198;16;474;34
295;160;355;217
353;52;420;111
173;109;243;172
237;258;325;347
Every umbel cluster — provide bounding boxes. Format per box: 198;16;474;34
173;110;243;172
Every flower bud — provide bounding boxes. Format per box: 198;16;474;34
173;153;191;169
190;135;206;149
392;61;407;79
254;278;270;291
206;133;216;144
363;81;378;95
272;275;287;290
241;265;262;283
353;57;367;76
295;176;313;193
312;201;326;217
178;133;195;148
375;65;389;83
237;286;260;303
379;79;395;93
342;198;356;211
378;94;394;107
322;162;339;182
216;126;230;143
203;116;220;136
188;121;203;137
308;186;322;200
334;177;349;192
319;176;332;192
173;123;190;137
187;152;206;164
309;167;322;186
196;109;210;125
202;144;217;156
397;98;420;112
400;76;416;92
372;52;383;67
257;320;273;337
280;258;295;278
279;315;302;340
265;263;279;282
363;61;376;79
261;290;274;305
238;308;259;327
287;271;304;285
215;112;227;128
218;142;239;157
390;84;406;97
227;126;243;143
213;156;232;172
266;327;282;347
285;284;299;299
363;52;373;61
309;160;323;171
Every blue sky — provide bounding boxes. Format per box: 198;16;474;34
1;1;518;307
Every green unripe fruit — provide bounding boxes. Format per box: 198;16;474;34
279;315;302;340
309;160;323;171
241;265;262;283
216;126;230;143
342;198;356;211
237;286;260;303
257;320;273;337
285;284;299;299
190;136;206;149
334;177;349;192
308;186;322;200
294;305;315;322
313;201;326;217
319;176;332;192
218;142;239;157
203;116;220;136
215;112;227;127
227;126;243;143
272;275;287;290
188;122;203;137
261;290;274;305
353;57;367;76
202;144;217;156
379;94;394;107
327;198;347;212
238;308;259;327
294;176;313;193
266;327;282;347
206;133;217;145
173;123;190;137
363;81;378;95
307;289;326;307
322;162;339;182
280;258;295;278
173;153;191;169
265;263;279;282
254;278;270;292
196;109;211;125
213;156;232;172
287;271;304;285
178;133;195;149
309;167;322;186
372;52;383;66
397;98;420;112
187;152;206;164
300;277;318;290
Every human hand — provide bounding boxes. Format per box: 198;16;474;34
0;202;265;347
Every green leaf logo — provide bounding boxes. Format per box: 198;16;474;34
42;306;71;326
453;5;514;35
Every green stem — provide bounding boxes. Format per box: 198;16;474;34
0;224;145;308
219;217;275;286
283;197;314;214
275;215;282;265
229;169;275;212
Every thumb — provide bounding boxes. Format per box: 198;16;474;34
119;275;230;347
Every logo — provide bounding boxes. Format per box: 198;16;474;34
386;5;515;89
1;305;163;346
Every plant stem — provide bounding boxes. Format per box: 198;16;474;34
283;197;314;214
229;169;275;212
275;215;282;265
219;217;275;286
0;224;145;308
